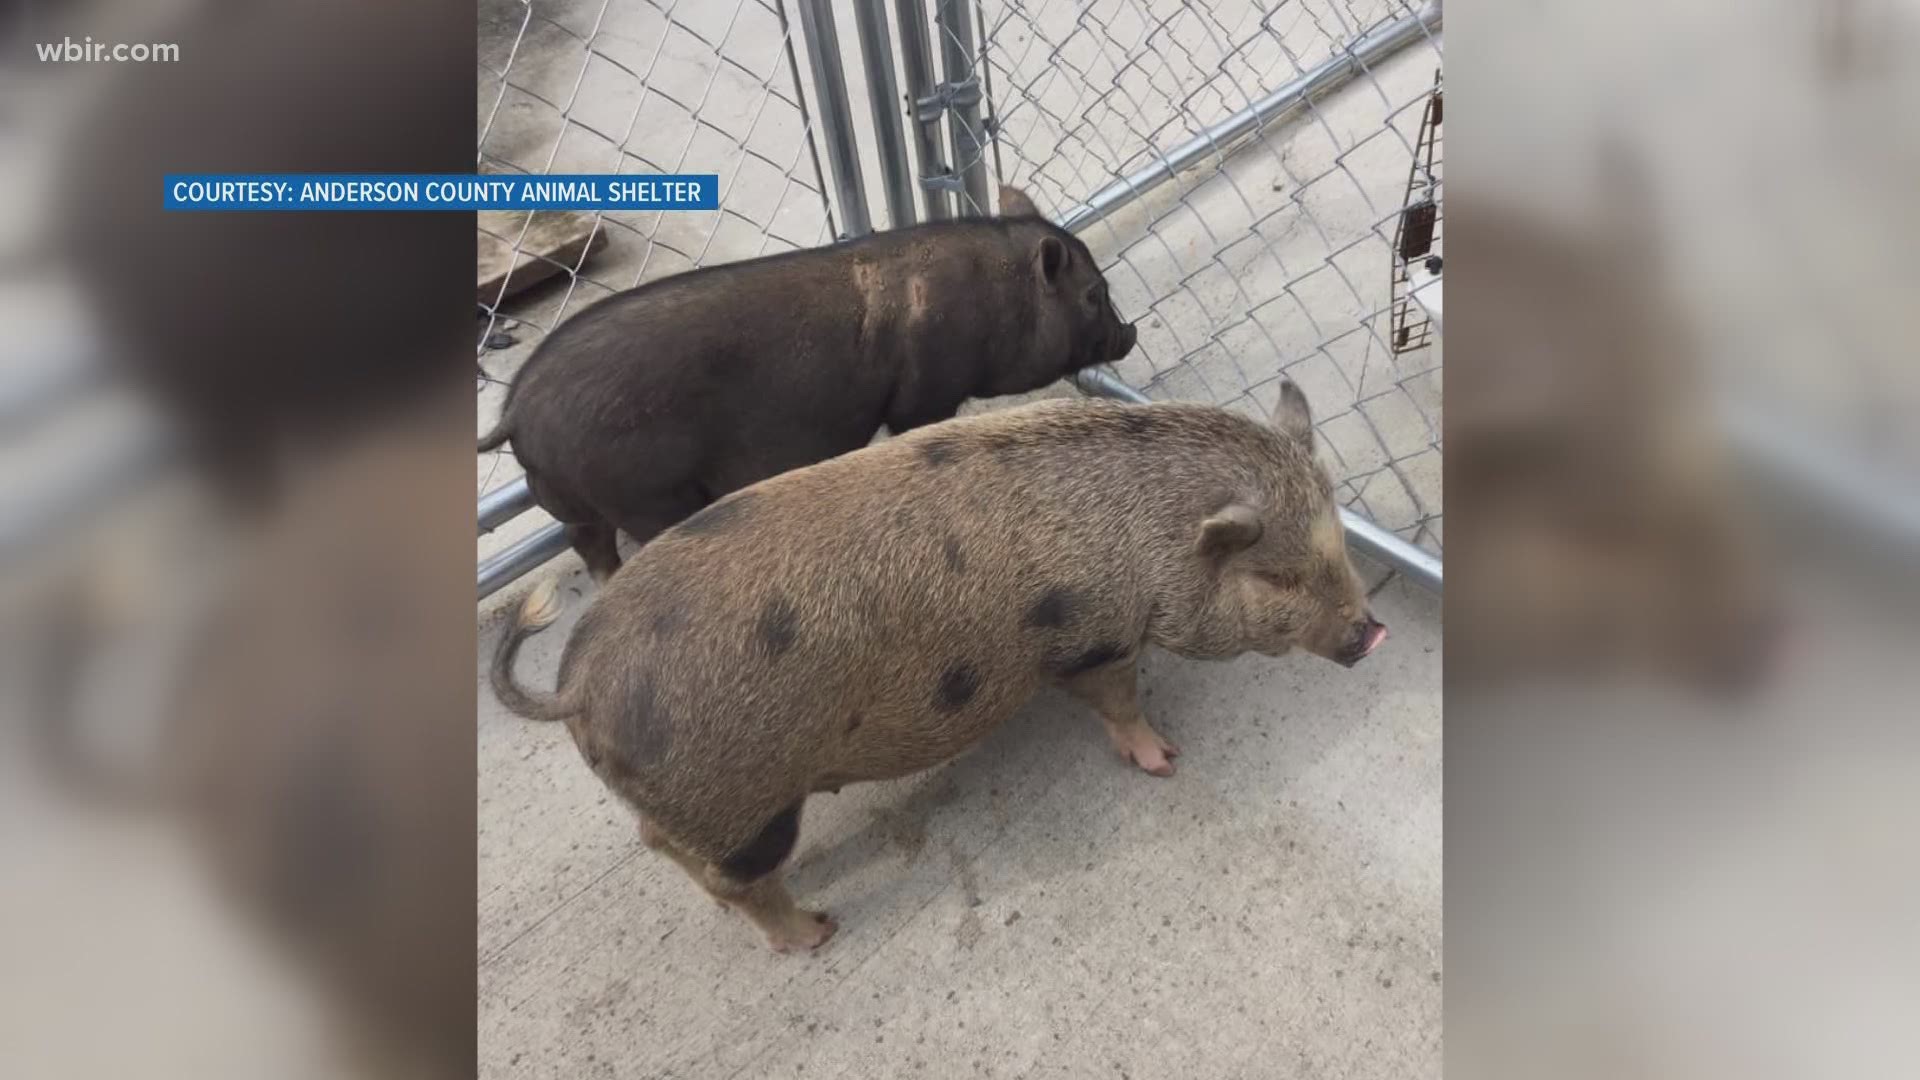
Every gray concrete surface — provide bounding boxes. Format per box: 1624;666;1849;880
477;564;1440;1079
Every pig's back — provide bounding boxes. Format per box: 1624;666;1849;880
503;247;888;497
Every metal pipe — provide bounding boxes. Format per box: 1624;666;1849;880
1070;367;1150;404
1057;0;1442;233
1720;397;1920;554
853;0;915;228
1341;508;1444;596
775;0;840;238
478;522;570;599
894;0;952;220
974;0;1004;185
935;0;992;214
1073;368;1443;595
796;0;872;236
478;476;535;535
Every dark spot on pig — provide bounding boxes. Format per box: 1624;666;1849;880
650;606;687;639
616;674;672;763
935;663;980;712
846;712;862;733
1026;587;1076;628
678;493;754;535
942;534;966;574
1117;410;1157;438
920;438;960;467
756;595;799;658
719;802;802;883
1057;642;1127;677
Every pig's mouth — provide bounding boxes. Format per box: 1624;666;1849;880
1078;321;1137;371
1335;618;1389;668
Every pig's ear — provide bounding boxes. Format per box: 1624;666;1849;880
1035;235;1070;286
998;185;1042;219
1271;379;1314;451
1196;504;1263;558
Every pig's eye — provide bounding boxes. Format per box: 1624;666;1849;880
1258;570;1305;591
1085;282;1106;307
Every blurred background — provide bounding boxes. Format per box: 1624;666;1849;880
1;1;474;1077
1447;1;1918;1077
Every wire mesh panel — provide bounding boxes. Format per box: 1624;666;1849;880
475;0;835;515
960;0;1445;554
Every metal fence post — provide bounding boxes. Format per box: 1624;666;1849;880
775;0;842;239
478;523;570;599
895;0;952;220
935;0;991;214
478;477;535;535
796;0;872;236
853;0;916;228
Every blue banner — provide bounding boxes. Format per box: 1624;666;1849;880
163;174;720;211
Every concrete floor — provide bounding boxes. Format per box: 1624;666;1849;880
478;564;1440;1079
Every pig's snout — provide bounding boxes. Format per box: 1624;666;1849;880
1336;616;1388;668
1111;321;1137;360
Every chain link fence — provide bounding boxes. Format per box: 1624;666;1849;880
961;0;1444;559
476;0;1444;596
476;0;837;581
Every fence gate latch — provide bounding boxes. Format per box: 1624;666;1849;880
919;171;966;195
915;76;982;122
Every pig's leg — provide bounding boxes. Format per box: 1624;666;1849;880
523;467;622;581
608;488;710;552
702;871;837;954
563;522;621;582
637;816;725;908
664;803;836;953
1060;660;1181;778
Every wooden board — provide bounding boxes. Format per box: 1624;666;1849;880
477;210;608;306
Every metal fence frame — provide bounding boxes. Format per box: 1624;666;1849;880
478;0;1446;599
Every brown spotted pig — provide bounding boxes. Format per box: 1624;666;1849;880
478;186;1137;580
491;388;1386;952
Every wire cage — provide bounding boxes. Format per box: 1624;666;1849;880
1389;70;1441;355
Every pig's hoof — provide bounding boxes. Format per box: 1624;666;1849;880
1118;728;1180;778
1130;749;1176;778
767;912;838;954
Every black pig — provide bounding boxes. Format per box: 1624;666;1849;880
479;186;1137;579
